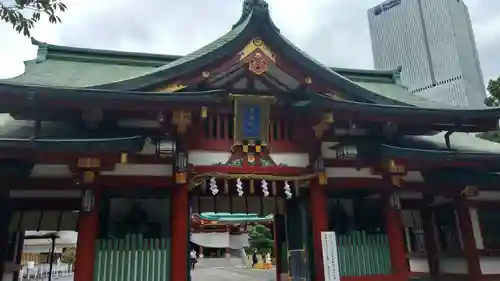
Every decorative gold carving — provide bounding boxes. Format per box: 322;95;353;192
156;83;187;93
175;172;187;184
318;172;327;185
387;159;405;174
120;152;128;164
461;186;479;198
238;37;276;76
313;123;329;139
322;112;334;123
82;170;95;184
312;113;334;139
239;37;275;62
201;106;208;118
202;71;210;78
248;51;268;75
172;110;192;134
77;158;101;169
305;77;312;84
390;175;403;187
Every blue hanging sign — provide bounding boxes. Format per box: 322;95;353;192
241;105;261;139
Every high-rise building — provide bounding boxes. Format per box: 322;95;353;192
368;0;486;108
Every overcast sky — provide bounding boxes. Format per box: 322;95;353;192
0;0;499;84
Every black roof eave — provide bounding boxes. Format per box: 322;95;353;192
0;83;228;103
0;135;146;153
380;143;500;169
310;94;500;124
421;168;500;188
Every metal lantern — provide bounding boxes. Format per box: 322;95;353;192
154;137;176;156
336;144;358;160
81;190;95;212
313;157;325;172
389;192;402;210
175;152;188;171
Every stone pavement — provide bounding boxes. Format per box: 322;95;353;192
22;269;275;281
191;267;276;281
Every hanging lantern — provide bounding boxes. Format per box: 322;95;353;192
155;137;176;156
389;192;401;210
175;152;188;171
81;190;95;212
336;144;358;160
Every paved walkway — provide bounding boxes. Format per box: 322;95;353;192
191;267;275;281
22;269;275;281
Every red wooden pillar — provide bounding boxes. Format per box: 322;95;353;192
421;208;440;278
455;201;482;281
74;190;100;281
171;185;189;281
383;193;408;276
309;179;328;281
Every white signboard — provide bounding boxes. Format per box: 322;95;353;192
321;231;341;281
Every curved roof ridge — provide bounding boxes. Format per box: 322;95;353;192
330;66;398;76
30;37;180;64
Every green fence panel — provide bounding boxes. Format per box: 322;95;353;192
336;231;392;277
93;235;171;281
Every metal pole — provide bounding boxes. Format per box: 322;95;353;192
48;237;56;281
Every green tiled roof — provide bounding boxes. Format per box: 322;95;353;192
6;59;154;87
354;81;451;108
0;0;461;109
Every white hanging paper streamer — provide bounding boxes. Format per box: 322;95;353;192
236;178;244;196
261;179;269;197
209;177;218;195
284;181;292;199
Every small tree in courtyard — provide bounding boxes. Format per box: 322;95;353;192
248;224;274;258
61;247;76;265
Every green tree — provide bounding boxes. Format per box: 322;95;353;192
479;76;500;142
248;224;274;256
0;0;67;37
484;77;500;107
61;247;76;265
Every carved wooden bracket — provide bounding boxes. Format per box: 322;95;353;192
172;110;192;134
312;112;334;139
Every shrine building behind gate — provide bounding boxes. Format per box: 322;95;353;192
2;1;500;281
